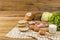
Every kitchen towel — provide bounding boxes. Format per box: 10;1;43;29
5;26;60;40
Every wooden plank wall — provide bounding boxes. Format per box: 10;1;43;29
0;0;60;11
0;11;41;17
0;0;60;17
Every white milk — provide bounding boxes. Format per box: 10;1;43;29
49;24;57;34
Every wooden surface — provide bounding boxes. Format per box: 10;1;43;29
0;11;42;17
0;0;60;11
0;11;41;40
0;17;35;40
0;0;60;40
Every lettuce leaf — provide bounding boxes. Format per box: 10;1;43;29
49;12;60;31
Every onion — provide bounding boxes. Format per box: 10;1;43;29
37;23;45;28
29;21;35;25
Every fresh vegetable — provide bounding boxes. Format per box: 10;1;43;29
41;12;52;21
29;21;48;28
49;12;60;31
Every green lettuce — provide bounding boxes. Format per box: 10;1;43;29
49;12;60;31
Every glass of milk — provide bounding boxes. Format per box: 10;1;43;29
49;24;57;34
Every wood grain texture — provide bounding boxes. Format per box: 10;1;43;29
0;11;59;17
0;0;60;11
0;0;60;40
0;17;35;40
0;11;43;17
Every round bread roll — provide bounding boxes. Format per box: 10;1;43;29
24;17;32;21
18;20;27;27
18;20;27;24
17;24;26;27
19;27;29;32
24;12;34;21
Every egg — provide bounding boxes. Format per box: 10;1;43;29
39;30;45;35
34;26;40;32
29;25;35;30
39;28;46;35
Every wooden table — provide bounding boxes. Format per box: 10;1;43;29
0;17;35;40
